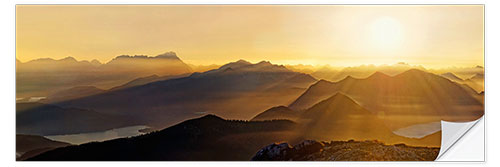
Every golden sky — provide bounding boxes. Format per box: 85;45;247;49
16;5;484;68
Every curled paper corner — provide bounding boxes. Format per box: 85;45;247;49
436;116;484;161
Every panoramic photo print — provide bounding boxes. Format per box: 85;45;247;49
15;5;484;161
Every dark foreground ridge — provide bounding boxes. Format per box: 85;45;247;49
252;140;440;161
27;114;297;161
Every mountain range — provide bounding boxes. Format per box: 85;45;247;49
16;52;192;98
16;57;484;161
18;60;317;135
288;69;484;130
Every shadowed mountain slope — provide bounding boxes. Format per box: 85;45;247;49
16;134;71;161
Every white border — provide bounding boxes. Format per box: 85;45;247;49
3;0;499;166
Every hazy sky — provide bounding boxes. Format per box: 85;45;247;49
16;5;483;68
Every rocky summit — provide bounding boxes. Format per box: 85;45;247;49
252;140;440;161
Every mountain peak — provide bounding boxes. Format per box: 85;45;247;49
367;71;390;80
256;61;272;66
112;52;181;60
236;59;251;64
59;57;77;62
198;114;224;121
309;92;357;109
267;106;293;112
218;59;252;70
310;79;334;88
325;92;352;102
156;51;180;60
398;68;428;77
30;58;55;62
302;92;366;118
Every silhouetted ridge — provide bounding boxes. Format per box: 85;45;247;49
28;114;296;161
194;114;225;122
219;59;252;70
312;79;334;87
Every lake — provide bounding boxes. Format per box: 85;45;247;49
393;121;441;139
45;125;149;145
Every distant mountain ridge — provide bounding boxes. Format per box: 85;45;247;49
16;51;193;98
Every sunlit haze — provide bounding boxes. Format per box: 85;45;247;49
16;5;483;68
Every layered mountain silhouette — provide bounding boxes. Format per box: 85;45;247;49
253;93;441;146
52;60;316;129
16;103;136;135
99;52;192;76
16;52;192;98
27;115;298;161
308;63;426;82
289;69;484;129
16;134;71;160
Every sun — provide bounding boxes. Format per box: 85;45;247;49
369;17;403;51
